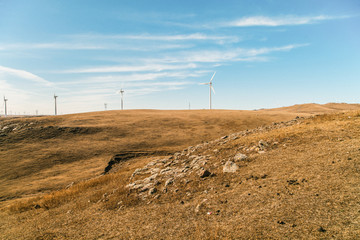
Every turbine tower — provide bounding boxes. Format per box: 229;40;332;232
201;72;216;110
54;94;58;115
119;88;124;110
4;96;8;117
104;103;107;111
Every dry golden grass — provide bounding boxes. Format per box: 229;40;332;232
0;106;323;204
1;104;360;239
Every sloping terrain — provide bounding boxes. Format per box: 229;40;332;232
0;107;320;204
1;108;359;239
264;102;360;114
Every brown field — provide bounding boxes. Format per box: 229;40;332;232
1;103;360;239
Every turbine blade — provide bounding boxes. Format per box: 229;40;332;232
200;82;209;85
210;71;216;83
211;86;216;94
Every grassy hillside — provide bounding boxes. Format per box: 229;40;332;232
0;107;312;204
0;104;359;239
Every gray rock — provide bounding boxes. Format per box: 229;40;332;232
126;182;144;190
160;167;172;175
223;161;239;173
234;153;248;161
164;161;172;167
164;178;174;187
181;167;190;173
150;168;161;174
140;183;154;192
146;161;157;167
132;167;149;177
143;174;158;184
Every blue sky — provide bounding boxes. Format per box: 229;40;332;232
0;0;359;114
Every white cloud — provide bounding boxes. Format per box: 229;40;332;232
0;43;106;50
73;33;240;43
227;15;348;27
0;33;238;52
155;44;308;63
0;65;53;86
0;42;194;51
61;63;198;74
56;71;202;91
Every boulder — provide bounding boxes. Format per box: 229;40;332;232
223;161;239;173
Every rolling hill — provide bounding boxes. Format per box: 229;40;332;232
1;103;360;239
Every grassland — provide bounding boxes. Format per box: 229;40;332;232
1;103;360;239
0;106;316;203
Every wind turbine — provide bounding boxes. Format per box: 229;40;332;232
4;96;8;117
118;88;124;110
201;72;216;110
54;94;58;115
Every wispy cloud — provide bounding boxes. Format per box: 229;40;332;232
155;44;308;63
0;43;106;50
0;33;240;52
56;44;306;84
0;42;194;51
61;63;198;74
72;33;241;43
226;15;349;27
0;65;53;86
56;71;203;90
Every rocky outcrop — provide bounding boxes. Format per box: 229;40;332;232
125;116;305;200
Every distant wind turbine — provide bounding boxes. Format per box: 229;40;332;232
4;96;8;117
201;72;216;110
54;94;58;115
118;88;124;110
